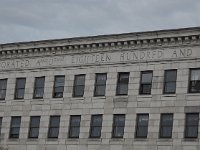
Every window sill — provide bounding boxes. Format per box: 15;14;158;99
93;96;106;99
12;99;25;102
186;93;200;96
71;97;84;100
0;100;6;103
182;138;198;142
137;95;152;98
162;94;176;97
114;95;128;98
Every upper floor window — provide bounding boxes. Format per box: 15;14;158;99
94;73;107;97
53;76;65;98
69;115;81;138
33;77;45;99
90;115;103;138
15;78;26;99
159;114;173;138
163;70;177;94
48;116;60;138
10;116;21;139
135;114;149;138
185;113;199;138
0;117;2;136
73;75;85;97
116;73;129;95
112;114;125;138
28;116;40;139
189;69;200;93
139;71;153;95
0;79;7;100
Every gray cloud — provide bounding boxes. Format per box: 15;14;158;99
0;0;200;44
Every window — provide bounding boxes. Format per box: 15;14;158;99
90;115;103;138
28;116;40;138
73;75;85;97
159;114;173;138
69;115;81;138
112;114;125;138
53;76;65;98
0;79;7;100
10;116;21;138
33;77;45;98
94;73;107;96
139;71;153;94
185;113;199;138
135;114;149;138
163;70;177;94
15;78;26;99
0;117;2;136
189;69;200;93
116;72;129;95
48;116;60;138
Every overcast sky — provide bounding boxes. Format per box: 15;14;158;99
0;0;200;44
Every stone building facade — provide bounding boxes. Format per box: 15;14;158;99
0;27;200;150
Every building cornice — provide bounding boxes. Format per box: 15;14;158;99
0;27;200;58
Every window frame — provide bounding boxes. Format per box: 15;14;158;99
73;74;85;97
188;68;200;93
116;72;130;96
53;76;65;98
9;116;21;139
14;78;26;100
163;70;177;94
139;71;153;95
159;113;173;138
33;76;45;99
94;73;107;97
28;116;41;139
68;115;81;138
135;114;149;138
0;78;7;100
48;116;60;138
0;117;2;137
89;114;103;138
112;114;126;138
184;113;199;139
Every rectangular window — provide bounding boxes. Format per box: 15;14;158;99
116;72;129;95
112;114;125;138
139;71;153;94
189;69;200;93
185;113;199;138
9;116;21;138
48;116;60;138
163;70;177;94
159;114;173;138
0;79;7;100
28;116;40;138
135;114;149;138
94;73;107;96
33;77;45;98
53;76;65;98
90;115;103;138
0;117;2;136
73;75;85;97
69;115;81;138
15;78;26;99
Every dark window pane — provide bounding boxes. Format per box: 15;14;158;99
116;73;129;95
164;70;177;94
29;116;40;138
15;78;26;99
185;113;199;138
69;115;81;138
140;71;152;94
189;69;200;93
48;116;60;138
94;74;107;96
90;115;102;138
112;114;125;138
0;79;7;100
10;116;21;139
160;114;173;138
136;114;149;138
53;76;65;98
73;75;85;97
34;77;45;98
